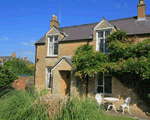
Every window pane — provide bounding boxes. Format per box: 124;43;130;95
100;39;104;52
98;31;103;37
105;40;111;53
49;73;52;88
50;37;53;42
49;43;53;55
54;43;58;55
54;36;58;41
98;74;103;85
97;87;103;93
105;31;110;36
104;76;112;93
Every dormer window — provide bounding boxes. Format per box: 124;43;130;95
98;30;111;53
47;36;58;56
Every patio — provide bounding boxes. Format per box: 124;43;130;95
106;109;150;120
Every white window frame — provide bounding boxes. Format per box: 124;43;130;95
95;74;112;95
96;29;112;53
0;61;4;66
46;67;52;89
47;36;58;56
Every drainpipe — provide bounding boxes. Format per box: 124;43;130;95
34;45;37;85
86;41;89;97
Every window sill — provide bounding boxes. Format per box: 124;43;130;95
46;88;52;91
96;92;112;97
46;55;58;58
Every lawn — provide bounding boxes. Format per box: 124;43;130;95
0;89;135;120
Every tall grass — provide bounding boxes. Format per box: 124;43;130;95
0;90;49;120
55;97;135;120
55;97;104;120
0;90;135;120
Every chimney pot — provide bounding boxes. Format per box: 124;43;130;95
12;52;16;58
24;57;27;62
50;15;59;29
137;0;146;20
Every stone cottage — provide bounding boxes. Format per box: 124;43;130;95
0;52;16;66
35;0;150;114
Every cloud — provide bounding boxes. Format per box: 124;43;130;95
124;3;128;7
22;40;36;46
115;4;120;8
0;36;9;41
24;51;33;55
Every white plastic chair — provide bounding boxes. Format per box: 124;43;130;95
95;94;103;107
120;97;132;115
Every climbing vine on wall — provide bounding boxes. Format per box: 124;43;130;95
72;30;150;80
72;30;150;104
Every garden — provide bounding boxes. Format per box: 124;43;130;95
0;89;135;120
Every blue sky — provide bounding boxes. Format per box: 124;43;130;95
0;0;150;63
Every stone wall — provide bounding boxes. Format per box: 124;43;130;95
58;40;89;59
35;45;47;92
12;76;34;90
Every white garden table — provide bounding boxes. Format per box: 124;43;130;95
104;97;119;113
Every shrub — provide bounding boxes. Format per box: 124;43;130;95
4;58;34;75
0;66;18;89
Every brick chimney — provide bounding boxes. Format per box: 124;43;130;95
137;0;146;20
24;57;27;62
50;15;59;29
12;52;16;58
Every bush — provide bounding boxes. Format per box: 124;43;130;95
4;58;34;75
0;66;18;89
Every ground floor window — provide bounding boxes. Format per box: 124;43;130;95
46;67;52;88
95;74;112;94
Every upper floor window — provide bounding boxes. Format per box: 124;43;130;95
47;36;58;56
98;30;111;53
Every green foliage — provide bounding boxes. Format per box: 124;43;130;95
106;30;127;43
0;66;18;89
0;90;49;120
72;45;108;77
41;88;48;96
4;58;34;75
55;97;103;120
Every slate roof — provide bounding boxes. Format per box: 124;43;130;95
0;56;12;61
35;15;150;45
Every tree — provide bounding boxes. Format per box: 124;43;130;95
4;58;34;75
0;65;18;89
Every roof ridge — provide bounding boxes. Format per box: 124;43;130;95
60;22;98;29
60;14;150;29
0;56;12;57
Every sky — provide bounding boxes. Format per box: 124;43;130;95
0;0;150;63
